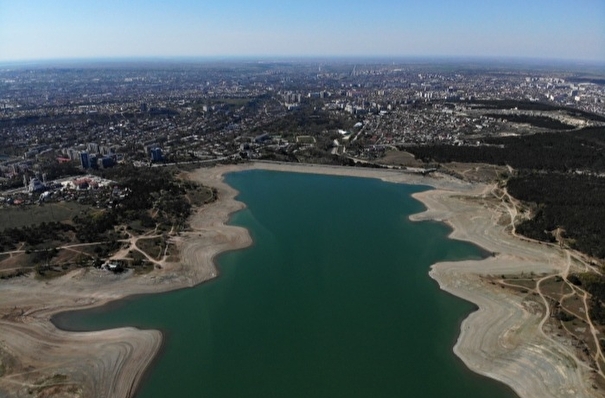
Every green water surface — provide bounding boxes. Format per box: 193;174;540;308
54;170;517;398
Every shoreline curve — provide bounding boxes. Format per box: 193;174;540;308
0;161;601;398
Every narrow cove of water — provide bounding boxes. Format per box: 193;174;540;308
53;170;518;398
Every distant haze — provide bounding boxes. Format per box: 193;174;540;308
0;0;604;63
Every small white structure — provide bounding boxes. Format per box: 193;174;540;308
28;178;45;193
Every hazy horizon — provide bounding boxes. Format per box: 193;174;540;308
1;0;604;64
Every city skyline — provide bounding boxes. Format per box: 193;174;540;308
0;0;604;63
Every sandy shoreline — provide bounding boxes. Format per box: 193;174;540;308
0;161;601;397
411;188;601;398
0;163;252;397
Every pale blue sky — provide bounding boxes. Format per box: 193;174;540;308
0;0;603;62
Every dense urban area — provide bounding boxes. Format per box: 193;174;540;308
1;60;604;171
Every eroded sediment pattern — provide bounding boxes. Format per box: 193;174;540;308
412;187;601;398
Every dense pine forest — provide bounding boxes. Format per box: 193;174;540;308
406;126;605;173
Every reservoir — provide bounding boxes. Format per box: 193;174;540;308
54;170;517;398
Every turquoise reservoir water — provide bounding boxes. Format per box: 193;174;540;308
54;170;517;398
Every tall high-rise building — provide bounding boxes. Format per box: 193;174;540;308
87;142;99;154
89;155;98;169
80;151;90;169
150;147;163;162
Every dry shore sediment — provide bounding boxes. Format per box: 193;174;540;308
411;188;601;398
0;162;600;397
0;164;251;397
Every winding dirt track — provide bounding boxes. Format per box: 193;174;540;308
0;165;251;397
412;185;603;398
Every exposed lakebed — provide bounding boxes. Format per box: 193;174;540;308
54;170;517;398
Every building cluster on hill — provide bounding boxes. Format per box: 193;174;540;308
0;61;604;186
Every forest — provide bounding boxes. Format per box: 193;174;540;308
405;126;605;173
507;173;605;259
96;165;196;231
